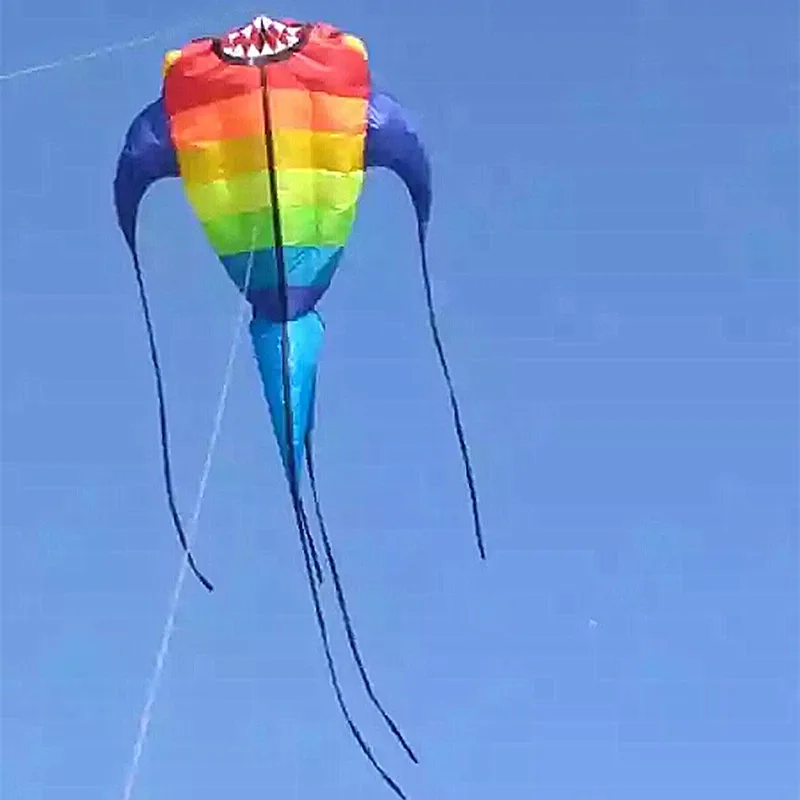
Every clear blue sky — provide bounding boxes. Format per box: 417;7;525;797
2;1;798;798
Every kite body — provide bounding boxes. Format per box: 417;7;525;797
162;20;369;322
113;14;481;798
162;20;370;480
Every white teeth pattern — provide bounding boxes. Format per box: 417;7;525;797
221;15;303;60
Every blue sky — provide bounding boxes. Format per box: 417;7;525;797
1;1;798;798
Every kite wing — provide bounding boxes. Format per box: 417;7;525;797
114;97;178;254
365;86;432;231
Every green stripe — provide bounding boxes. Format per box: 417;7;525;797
202;204;359;255
186;168;364;223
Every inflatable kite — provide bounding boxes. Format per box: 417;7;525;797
114;14;484;796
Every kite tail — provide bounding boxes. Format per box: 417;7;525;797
129;247;214;592
113;97;213;592
305;433;419;764
255;65;408;794
364;86;485;559
417;223;485;559
250;313;408;796
291;491;409;800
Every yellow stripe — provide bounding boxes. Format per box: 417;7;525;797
176;130;365;186
162;48;182;77
342;34;368;59
185;168;365;222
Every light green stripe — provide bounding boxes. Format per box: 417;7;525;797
201;204;359;255
186;168;364;223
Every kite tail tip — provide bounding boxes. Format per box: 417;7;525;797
472;505;486;562
188;556;215;592
391;724;419;764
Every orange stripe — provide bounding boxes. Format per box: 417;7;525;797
169;89;367;147
170;90;262;147
271;89;367;134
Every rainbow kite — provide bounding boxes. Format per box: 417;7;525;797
114;14;484;796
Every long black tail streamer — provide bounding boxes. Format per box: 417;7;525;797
291;493;408;799
275;360;406;799
416;224;486;560
305;433;419;764
306;518;325;587
260;61;405;797
129;249;214;592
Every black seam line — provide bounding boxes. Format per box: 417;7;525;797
257;62;326;581
258;63;322;588
258;64;407;799
258;69;295;490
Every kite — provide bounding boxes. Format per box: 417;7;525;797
114;14;484;797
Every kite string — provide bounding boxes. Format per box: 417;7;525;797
0;31;163;80
0;5;252;81
120;245;256;800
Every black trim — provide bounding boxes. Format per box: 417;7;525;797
127;247;213;592
416;224;486;560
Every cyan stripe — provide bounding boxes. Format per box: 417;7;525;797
250;312;325;482
221;246;343;292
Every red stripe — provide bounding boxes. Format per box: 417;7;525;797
164;45;260;116
265;30;368;96
164;27;369;117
